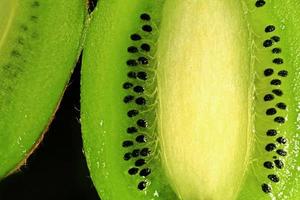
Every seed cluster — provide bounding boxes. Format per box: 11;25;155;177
0;1;40;94
122;12;154;191
260;5;288;193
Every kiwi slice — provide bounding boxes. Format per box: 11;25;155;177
81;0;300;199
0;0;87;179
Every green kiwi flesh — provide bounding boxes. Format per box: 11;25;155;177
81;0;300;199
0;0;87;179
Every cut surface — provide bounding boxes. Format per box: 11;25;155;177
0;0;87;178
0;0;17;50
82;0;300;200
156;1;252;200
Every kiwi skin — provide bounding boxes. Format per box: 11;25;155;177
0;0;88;179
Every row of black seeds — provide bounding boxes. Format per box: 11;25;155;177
122;13;153;191
261;22;288;194
0;1;40;93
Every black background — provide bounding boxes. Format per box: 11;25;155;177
0;59;101;200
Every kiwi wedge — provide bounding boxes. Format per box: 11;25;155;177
0;0;87;179
81;1;300;199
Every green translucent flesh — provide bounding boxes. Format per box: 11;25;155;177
237;1;300;199
81;1;178;200
0;0;17;50
0;0;87;178
82;0;300;200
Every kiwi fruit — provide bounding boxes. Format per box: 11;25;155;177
81;0;300;200
0;0;87;179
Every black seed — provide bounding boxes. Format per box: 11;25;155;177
123;153;131;161
274;116;285;123
132;149;140;157
268;174;279;182
123;95;134;103
256;0;266;7
127;127;138;134
140;168;151;177
276;102;286;110
30;16;38;22
128;71;137;78
265;143;276;151
272;48;282;54
270;79;281;85
135;97;146;105
138;181;147;190
131;34;141;41
136;135;147;143
276;137;287;144
278;70;288;77
263;40;273;47
273;156;277;159
274;159;284;169
273;58;283;64
266;129;277;136
137;119;148;128
142;25;152;32
271;36;280;42
140;148;150;156
264;161;274;169
137;72;147;80
128;167;139;175
138;57;149;65
128;46;138;53
133;86;144;93
3;64;11;70
141;43;151;52
32;1;40;7
11;50;21;57
264;68;274;76
266;108;277;115
127;59;138;66
123;82;133;89
276;149;287;156
272;89;283;96
17;37;25;45
261;183;272;193
127;110;139;117
264;94;274;101
122;140;134;147
135;159;146;167
265;25;275;33
140;13;151;21
20;24;28;31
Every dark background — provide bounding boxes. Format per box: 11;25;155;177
0;59;101;200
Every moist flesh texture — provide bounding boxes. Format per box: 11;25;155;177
0;0;87;179
81;0;300;199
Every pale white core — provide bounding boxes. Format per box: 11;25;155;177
157;1;252;200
